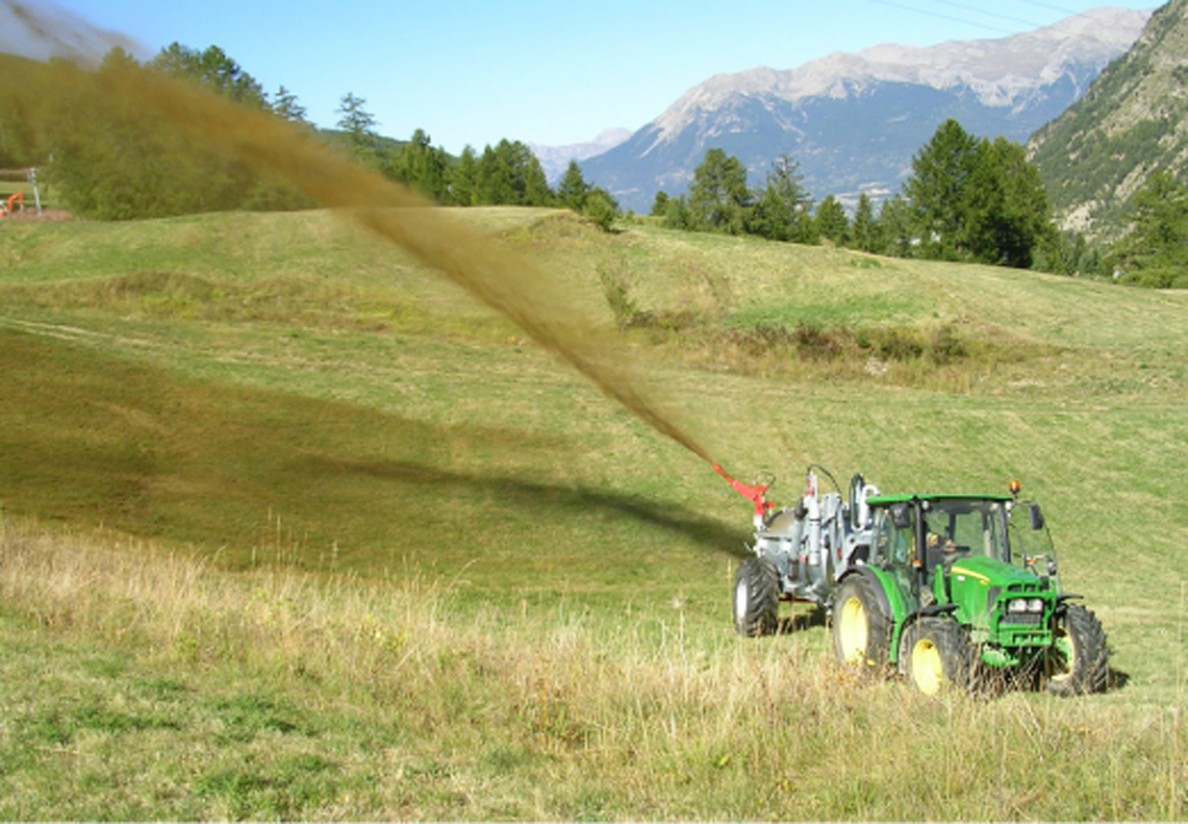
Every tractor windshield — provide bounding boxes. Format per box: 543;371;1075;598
870;497;1011;575
918;498;1011;568
1006;501;1057;572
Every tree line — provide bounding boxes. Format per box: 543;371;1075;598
655;120;1054;269
652;118;1187;286
3;43;1182;286
0;43;619;229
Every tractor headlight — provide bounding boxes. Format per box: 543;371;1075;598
1007;599;1028;614
1007;597;1046;614
1028;598;1045;613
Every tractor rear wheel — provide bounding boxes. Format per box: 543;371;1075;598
733;557;779;636
899;617;972;696
832;574;889;670
1043;604;1109;695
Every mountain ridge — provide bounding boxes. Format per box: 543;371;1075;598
1029;0;1188;238
530;128;632;183
572;7;1152;213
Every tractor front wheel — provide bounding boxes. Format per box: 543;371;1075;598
832;574;889;670
899;617;972;696
1043;604;1109;695
733;557;779;636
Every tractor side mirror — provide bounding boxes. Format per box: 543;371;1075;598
1029;504;1045;530
890;502;912;529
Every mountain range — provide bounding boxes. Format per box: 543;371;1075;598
562;7;1153;214
529;129;632;183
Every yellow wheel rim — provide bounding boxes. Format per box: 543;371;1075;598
911;638;945;696
1049;625;1076;683
838;596;868;663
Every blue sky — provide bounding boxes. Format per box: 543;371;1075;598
39;0;1158;154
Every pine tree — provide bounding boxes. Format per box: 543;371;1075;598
1107;171;1188;287
851;193;881;253
688;147;752;234
815;195;849;245
557;160;590;212
905;118;981;259
149;43;267;108
749;154;811;241
336;92;380;165
650;191;669;217
271;86;309;125
389;129;448;201
878;195;916;258
966;137;1054;268
447;146;479;206
475;140;553;206
903;120;1054;268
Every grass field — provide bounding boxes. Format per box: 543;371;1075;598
0;207;1185;819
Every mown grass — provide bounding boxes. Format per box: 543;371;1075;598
0;207;1185;818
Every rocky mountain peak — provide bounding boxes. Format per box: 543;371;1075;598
652;7;1152;141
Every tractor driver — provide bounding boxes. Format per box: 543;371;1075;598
924;527;959;572
927;531;958;555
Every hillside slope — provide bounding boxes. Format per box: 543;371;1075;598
0;209;1183;575
1030;0;1188;238
0;208;1184;819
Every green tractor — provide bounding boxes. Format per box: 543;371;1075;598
721;466;1109;695
832;485;1109;695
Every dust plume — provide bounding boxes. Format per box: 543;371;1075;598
1;1;139;65
2;2;712;464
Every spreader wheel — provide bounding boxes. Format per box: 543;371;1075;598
733;557;779;636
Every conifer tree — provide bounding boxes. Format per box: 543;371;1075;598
851;193;881;253
557;161;591;212
1107;171;1188;287
815;194;849;245
688;147;752;234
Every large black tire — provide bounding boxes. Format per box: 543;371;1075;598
899;616;973;696
1043;603;1109;695
733;557;779;636
832;574;890;670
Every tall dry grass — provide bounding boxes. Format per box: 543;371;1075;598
1;517;1182;819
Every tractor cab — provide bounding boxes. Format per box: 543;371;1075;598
867;493;1015;590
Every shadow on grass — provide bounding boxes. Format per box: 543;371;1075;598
1107;667;1131;691
778;608;827;634
300;455;753;560
0;327;752;565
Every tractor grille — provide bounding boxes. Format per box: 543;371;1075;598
1000;613;1043;625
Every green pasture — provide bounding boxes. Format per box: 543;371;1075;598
0;208;1184;819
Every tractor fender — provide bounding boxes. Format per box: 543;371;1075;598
895;603;959;645
919;603;960;617
837;566;902;625
838;565;912;662
1053;593;1083;616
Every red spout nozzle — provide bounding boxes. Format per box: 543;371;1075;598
713;463;773;519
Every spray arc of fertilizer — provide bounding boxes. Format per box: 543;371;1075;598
4;1;717;467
